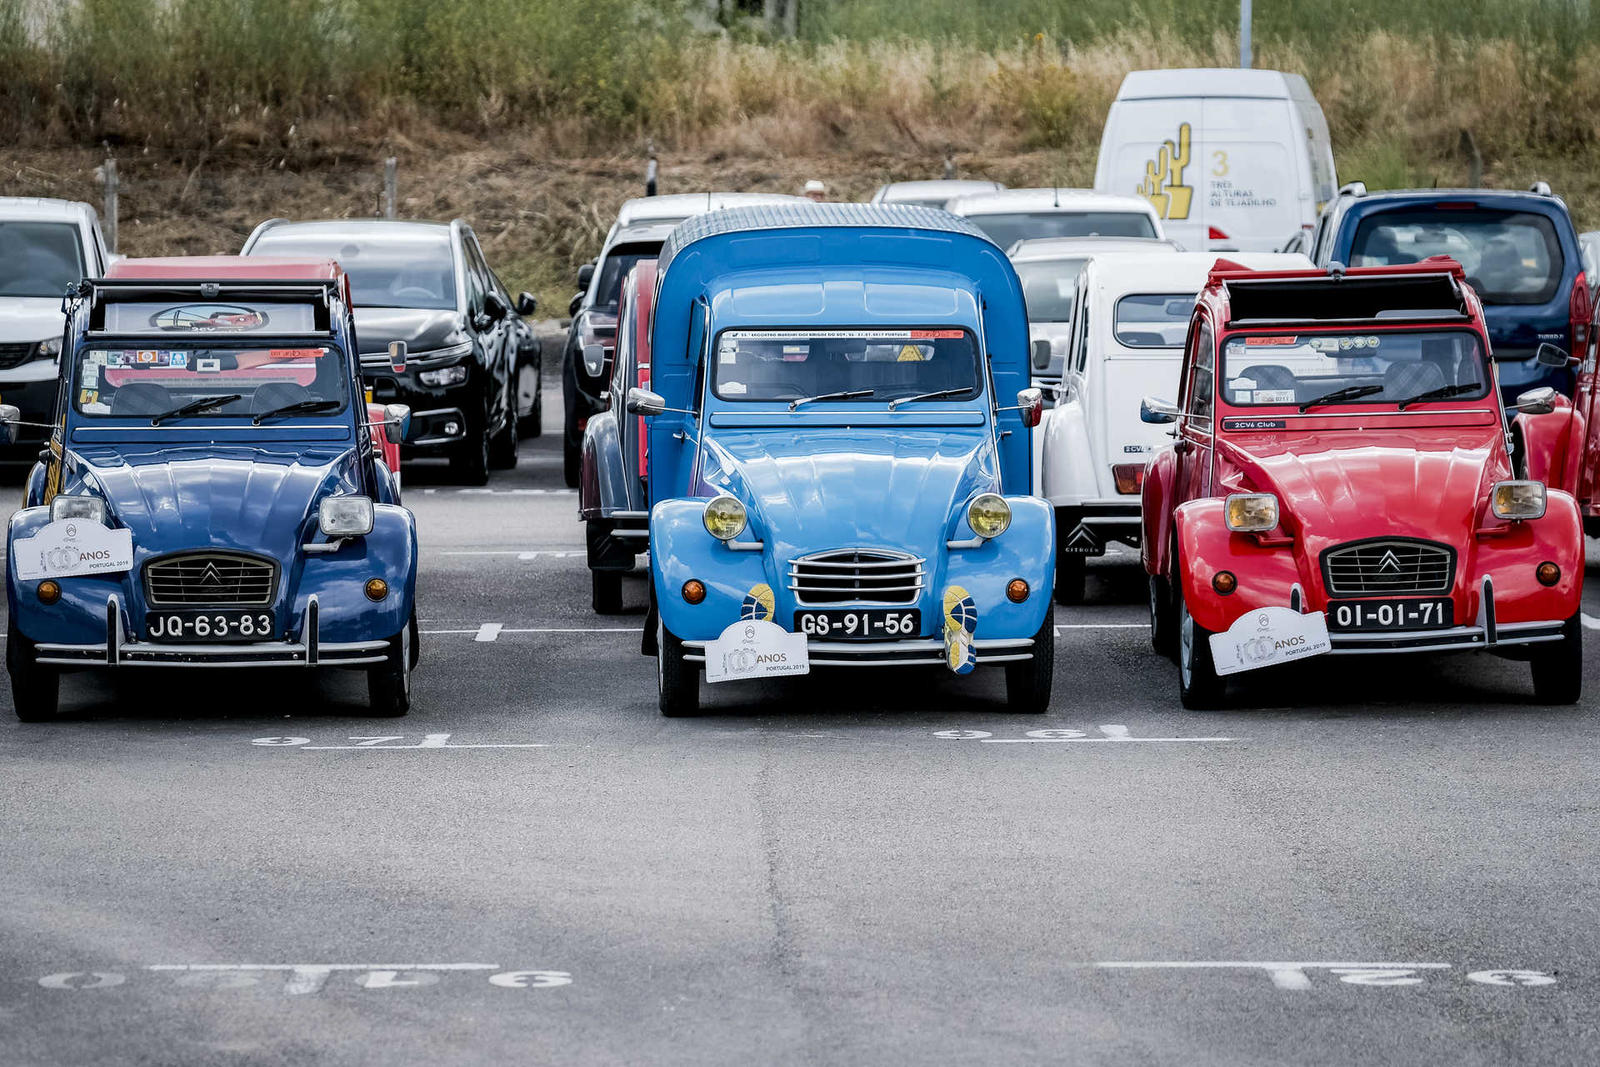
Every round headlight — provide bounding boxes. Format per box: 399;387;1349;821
702;495;748;541
967;493;1011;539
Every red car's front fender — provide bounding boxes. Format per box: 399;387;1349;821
1141;447;1179;577
1173;499;1304;634
1515;403;1582;497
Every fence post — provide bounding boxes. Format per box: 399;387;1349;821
383;157;397;219
100;158;118;253
1239;0;1252;68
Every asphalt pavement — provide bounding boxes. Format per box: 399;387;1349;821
3;387;1599;1066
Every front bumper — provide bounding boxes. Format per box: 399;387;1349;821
363;370;478;453
681;634;1040;668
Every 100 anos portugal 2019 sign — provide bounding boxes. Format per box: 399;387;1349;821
1210;606;1331;676
705;619;810;684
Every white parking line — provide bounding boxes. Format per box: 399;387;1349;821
475;623;503;642
436;550;584;559
1582;613;1600;630
421;626;635;635
935;726;1239;743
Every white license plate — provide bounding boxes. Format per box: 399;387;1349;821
147;609;275;643
1328;598;1453;631
794;609;921;640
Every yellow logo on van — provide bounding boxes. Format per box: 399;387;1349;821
1137;122;1193;221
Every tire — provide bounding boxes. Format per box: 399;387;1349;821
1530;613;1582;704
489;399;519;470
1176;580;1226;710
1149;572;1175;659
367;626;412;717
452;414;491;486
1005;612;1055;713
1054;553;1086;605
563;437;581;488
657;618;699;717
7;628;59;722
1584;515;1600;540
592;569;623;615
522;368;544;439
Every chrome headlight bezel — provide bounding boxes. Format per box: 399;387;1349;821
1490;480;1546;521
967;493;1012;540
34;337;61;360
318;495;375;538
1224;492;1280;533
50;495;106;525
702;495;748;541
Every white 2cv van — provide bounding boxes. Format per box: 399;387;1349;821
1094;69;1336;253
1039;250;1309;602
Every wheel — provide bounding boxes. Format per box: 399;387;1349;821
1005;612;1055;713
367;626;412;717
657;618;699;717
563;437;580;488
1530;614;1582;704
1584;515;1600;539
591;569;623;615
1149;572;1176;658
1176;580;1226;710
521;367;543;439
489;399;519;470
452;414;491;486
7;628;59;722
1054;553;1086;605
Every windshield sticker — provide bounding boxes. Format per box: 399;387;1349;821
103;302;317;336
722;381;746;395
897;344;932;362
81;364;98;388
1253;389;1296;404
1228;377;1257;391
77;388;97;406
1246;335;1298;346
196;357;221;373
911;329;965;339
86;351;105;366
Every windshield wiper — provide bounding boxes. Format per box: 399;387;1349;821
789;389;874;411
1298;384;1382;413
887;387;972;410
150;394;243;426
1395;382;1481;410
252;399;344;425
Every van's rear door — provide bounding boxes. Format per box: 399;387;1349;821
1098;98;1204;253
1197;97;1303;252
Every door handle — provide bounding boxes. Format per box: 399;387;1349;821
1174;439;1194;455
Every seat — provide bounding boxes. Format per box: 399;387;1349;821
108;382;174;416
250;382;310;414
1383;361;1446;401
1237;364;1299;392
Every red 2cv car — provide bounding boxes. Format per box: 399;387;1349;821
1140;259;1584;709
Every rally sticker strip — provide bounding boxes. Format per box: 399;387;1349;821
37;964;570;995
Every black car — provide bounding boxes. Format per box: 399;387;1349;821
242;218;536;483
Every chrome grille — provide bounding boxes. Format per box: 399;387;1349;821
143;552;277;606
1321;539;1455;596
0;343;35;369
788;549;925;605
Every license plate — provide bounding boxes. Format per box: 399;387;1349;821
147;609;276;643
794;608;920;640
1328;598;1453;632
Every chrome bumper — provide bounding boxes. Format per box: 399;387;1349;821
34;594;390;668
1323;575;1568;655
681;635;1038;668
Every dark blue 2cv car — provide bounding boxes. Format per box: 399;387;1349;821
3;257;419;720
631;203;1054;716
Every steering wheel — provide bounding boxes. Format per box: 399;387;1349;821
391;286;437;303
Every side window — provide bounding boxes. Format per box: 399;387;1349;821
1073;279;1091;374
1187;319;1215;421
611;294;633;413
461;236;487;314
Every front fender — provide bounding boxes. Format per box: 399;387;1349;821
1172;498;1302;634
1514;405;1583;497
1040;394;1098;507
580;410;632;520
1141;446;1179;577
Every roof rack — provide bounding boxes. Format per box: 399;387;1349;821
1218;268;1470;328
1337;180;1368;198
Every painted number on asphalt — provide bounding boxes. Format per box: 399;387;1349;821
37;964;572;995
933;725;1239;743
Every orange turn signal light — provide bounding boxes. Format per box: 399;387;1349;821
1537;561;1561;587
682;579;706;604
1112;463;1146;495
1006;578;1030;603
364;578;389;601
36;579;60;605
1212;571;1238;595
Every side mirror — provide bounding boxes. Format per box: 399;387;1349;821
0;403;18;446
516;291;537;316
1031;338;1053;371
388;340;407;374
483;290;510;321
382;403;411;445
577;262;595;289
1014;387;1044;428
1535;342;1575;368
582;343;608;378
568;293;584;317
1515;386;1559;415
626;387;666;416
1140;396;1179;424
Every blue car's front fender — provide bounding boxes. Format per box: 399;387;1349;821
651;495;1054;643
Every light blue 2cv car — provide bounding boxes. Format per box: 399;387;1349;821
630;203;1054;715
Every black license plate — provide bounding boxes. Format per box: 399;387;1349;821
1328;598;1452;632
794;608;921;640
147;609;276;643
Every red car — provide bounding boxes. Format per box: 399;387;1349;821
1141;258;1583;709
1515;299;1600;538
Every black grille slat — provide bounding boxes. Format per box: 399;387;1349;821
1321;539;1455;596
0;343;36;369
144;552;277;606
789;549;925;605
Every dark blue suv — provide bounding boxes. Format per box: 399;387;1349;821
1304;183;1590;405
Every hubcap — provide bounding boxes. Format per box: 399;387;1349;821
1179;601;1195;688
656;619;666;694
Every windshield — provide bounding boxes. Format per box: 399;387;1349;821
249;230;457;310
1350;208;1563;305
1016;258;1086;323
712;328;980;403
0;221;84;298
1220;330;1489;408
593;242;661;309
1115;293;1194;349
966;211;1156;249
74;344;350;420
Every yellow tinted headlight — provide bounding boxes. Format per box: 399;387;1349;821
1224;493;1279;533
702;495;748;541
1491;480;1546;520
967;493;1012;539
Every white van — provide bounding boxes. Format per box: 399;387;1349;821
1039;250;1310;602
1094;69;1336;253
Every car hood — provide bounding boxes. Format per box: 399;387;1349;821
66;444;362;560
0;297;65;343
352;307;465;357
698;426;999;557
1220;423;1507;541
